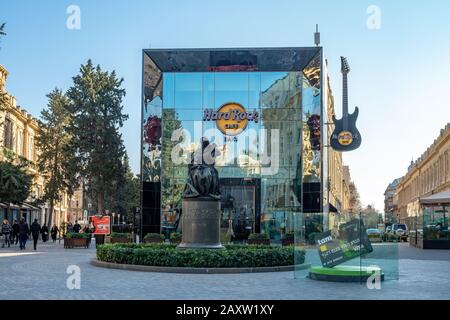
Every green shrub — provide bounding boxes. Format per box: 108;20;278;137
110;232;132;239
248;233;270;240
96;243;302;268
144;233;165;242
66;232;90;239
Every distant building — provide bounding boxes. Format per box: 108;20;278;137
384;177;402;214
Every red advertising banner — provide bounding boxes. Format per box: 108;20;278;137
90;216;111;235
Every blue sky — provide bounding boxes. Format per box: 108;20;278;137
1;0;450;210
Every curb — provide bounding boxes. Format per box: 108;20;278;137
91;259;311;274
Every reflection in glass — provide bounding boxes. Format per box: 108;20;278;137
174;73;203;108
158;69;312;241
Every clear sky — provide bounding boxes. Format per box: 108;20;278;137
1;0;449;211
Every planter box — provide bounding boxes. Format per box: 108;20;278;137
111;237;132;244
64;237;90;249
247;239;270;246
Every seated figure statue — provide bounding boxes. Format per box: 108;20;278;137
183;138;221;200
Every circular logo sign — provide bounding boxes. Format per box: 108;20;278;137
203;103;259;136
338;131;353;146
215;103;248;136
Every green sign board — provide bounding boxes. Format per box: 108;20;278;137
316;219;373;268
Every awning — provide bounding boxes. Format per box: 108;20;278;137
420;189;450;205
0;202;21;209
0;202;41;211
22;203;41;211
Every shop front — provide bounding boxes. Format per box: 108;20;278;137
141;48;329;242
409;190;450;249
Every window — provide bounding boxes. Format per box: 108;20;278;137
3;118;13;149
29;136;34;161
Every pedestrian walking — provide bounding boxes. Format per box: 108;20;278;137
1;219;12;248
12;220;19;245
30;219;41;251
18;218;30;250
41;224;49;243
50;224;58;242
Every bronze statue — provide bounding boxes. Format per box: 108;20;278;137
183;138;220;200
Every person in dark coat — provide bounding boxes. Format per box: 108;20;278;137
30;219;41;251
11;220;19;245
18;218;30;250
50;224;58;242
41;224;49;243
73;220;81;233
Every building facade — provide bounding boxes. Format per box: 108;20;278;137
140;47;356;241
395;124;450;227
0;64;83;226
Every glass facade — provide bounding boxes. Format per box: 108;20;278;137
141;48;327;241
409;204;450;249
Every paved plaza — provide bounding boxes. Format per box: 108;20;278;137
0;241;449;300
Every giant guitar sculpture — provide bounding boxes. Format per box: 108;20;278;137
330;57;362;152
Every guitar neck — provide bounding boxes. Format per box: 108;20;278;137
342;73;349;129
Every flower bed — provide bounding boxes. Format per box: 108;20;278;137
96;243;303;268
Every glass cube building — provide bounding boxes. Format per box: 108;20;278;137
140;47;330;241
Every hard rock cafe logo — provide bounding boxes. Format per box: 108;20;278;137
203;102;259;136
338;131;353;146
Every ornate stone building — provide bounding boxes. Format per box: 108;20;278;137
0;64;83;226
395;123;450;228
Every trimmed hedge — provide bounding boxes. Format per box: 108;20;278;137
96;243;304;268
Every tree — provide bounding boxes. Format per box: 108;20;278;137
0;160;33;217
161;109;183;210
36;88;76;226
104;153;139;222
67;60;128;214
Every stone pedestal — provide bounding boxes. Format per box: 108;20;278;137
178;197;223;249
